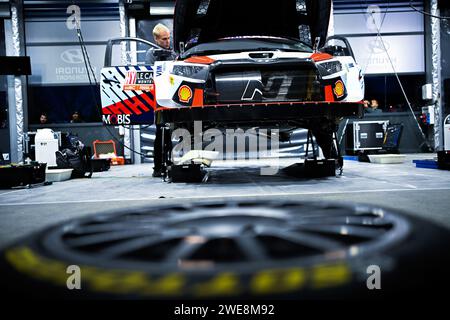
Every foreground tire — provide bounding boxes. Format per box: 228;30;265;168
1;200;449;299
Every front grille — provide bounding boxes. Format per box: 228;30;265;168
211;67;322;104
262;69;320;101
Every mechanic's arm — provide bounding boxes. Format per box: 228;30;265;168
145;49;156;65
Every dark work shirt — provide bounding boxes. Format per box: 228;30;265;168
145;48;176;65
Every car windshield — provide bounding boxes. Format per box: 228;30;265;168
181;37;313;58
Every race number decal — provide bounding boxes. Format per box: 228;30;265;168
123;70;154;91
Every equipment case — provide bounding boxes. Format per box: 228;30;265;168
346;120;389;154
0;163;47;189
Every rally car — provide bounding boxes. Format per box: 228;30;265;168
100;0;364;163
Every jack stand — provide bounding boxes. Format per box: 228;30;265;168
303;129;339;178
167;150;218;183
161;124;208;183
283;129;339;178
333;131;344;176
161;124;172;182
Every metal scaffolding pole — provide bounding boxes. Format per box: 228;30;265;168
6;0;27;163
119;0;133;162
431;0;443;151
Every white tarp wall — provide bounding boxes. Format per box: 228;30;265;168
334;2;425;75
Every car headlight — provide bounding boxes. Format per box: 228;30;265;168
317;61;343;77
171;65;208;80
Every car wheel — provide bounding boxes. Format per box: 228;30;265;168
1;200;449;299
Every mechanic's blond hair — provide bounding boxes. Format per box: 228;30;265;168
153;23;170;40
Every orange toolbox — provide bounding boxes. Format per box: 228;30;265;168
93;140;125;165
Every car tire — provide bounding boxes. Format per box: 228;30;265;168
1;200;449;299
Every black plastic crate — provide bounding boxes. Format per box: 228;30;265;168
438;151;450;170
304;159;336;178
168;164;205;182
0;163;47;188
91;159;111;172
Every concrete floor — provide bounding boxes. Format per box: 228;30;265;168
0;153;449;249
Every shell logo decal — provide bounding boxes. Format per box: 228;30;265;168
178;85;193;103
333;80;345;98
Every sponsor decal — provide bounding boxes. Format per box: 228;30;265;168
102;114;131;125
56;48;95;82
156;65;163;77
333;80;345;98
368;38;389;54
123;70;154;91
60;49;84;64
178;85;193;103
241;79;263;101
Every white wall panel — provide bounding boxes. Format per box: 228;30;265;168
25;20;119;43
27;45;104;84
335;11;424;35
348;35;425;74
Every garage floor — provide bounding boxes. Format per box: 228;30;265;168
0;153;449;249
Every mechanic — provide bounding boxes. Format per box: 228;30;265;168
363;100;370;113
39;112;48;124
70;111;84;123
366;99;382;113
146;23;176;177
369;99;382;113
145;23;176;65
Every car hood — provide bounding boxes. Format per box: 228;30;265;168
174;0;305;52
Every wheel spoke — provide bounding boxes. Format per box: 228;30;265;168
98;235;166;259
66;229;155;248
235;236;268;261
285;207;356;220
164;238;206;262
291;216;389;227
70;221;162;234
293;224;384;239
260;227;344;251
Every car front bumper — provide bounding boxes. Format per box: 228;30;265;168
156;101;364;126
